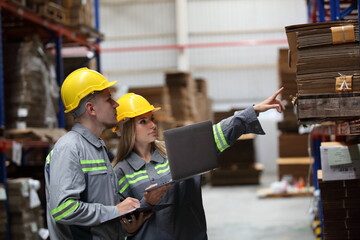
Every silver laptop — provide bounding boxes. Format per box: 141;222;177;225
145;120;219;191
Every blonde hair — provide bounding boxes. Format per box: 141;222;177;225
112;118;167;167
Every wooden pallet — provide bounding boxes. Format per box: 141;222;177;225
296;92;360;124
256;187;314;199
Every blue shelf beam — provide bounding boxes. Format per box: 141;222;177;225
317;0;326;22
55;36;65;128
94;0;101;72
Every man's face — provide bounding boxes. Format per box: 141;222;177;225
91;89;119;128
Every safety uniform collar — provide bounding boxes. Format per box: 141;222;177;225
71;123;106;148
126;149;165;171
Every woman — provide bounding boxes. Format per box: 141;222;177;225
113;89;284;239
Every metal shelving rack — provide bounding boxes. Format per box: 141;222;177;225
0;1;101;239
308;0;360;23
306;1;360;239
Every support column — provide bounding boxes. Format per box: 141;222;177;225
175;0;189;71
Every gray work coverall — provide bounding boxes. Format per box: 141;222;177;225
45;123;124;240
113;107;265;240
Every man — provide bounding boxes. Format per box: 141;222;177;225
44;68;142;239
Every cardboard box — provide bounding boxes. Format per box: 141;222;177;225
210;163;262;186
320;142;360;181
278;133;309;157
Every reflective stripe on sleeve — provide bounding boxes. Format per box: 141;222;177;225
46;150;54;164
213;123;230;152
118;170;149;194
155;160;170;174
80;159;108;172
50;199;79;222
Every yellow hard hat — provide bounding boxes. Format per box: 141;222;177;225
116;93;161;122
61;68;117;113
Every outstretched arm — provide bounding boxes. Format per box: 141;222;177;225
253;87;285;114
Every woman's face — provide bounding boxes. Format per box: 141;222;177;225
134;111;157;144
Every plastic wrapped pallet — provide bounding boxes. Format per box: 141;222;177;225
3;35;59;129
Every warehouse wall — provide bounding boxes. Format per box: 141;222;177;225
99;0;308;173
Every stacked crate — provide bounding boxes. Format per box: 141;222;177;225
209;110;261;185
277;48;312;185
318;171;360;239
12;0;102;39
38;0;66;24
62;0;94;27
7;178;44;240
61;0;103;39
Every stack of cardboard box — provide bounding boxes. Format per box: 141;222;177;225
210;134;262;185
277;49;312;185
277;133;311;184
285;20;360;124
165;72;198;126
164;72;213;125
277;48;298;132
318;171;360;239
194;78;213;123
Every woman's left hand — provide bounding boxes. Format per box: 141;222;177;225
144;184;172;205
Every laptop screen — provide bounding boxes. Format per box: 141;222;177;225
163;120;219;181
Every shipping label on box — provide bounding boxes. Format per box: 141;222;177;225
0;187;6;200
320;143;360;181
324;145;360;166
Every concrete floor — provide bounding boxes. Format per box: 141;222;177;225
202;173;316;240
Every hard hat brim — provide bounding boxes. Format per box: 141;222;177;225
64;80;117;113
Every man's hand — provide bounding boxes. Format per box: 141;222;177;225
144;184;172;205
253;87;285;114
116;197;140;215
121;212;153;234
